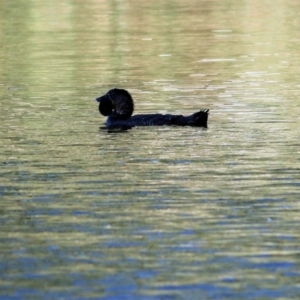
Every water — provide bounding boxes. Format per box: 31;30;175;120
1;0;300;299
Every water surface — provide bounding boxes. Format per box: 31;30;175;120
1;0;300;299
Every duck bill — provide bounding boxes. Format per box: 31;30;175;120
95;95;106;103
95;94;113;116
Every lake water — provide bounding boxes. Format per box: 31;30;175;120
1;0;300;299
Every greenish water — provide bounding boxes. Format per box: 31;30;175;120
1;0;300;299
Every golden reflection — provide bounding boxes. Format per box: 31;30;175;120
1;0;300;297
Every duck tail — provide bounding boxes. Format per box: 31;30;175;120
188;109;209;127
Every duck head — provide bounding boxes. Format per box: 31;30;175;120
95;88;134;119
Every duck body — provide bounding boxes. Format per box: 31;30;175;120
96;88;209;128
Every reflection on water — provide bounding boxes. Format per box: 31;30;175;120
1;0;300;299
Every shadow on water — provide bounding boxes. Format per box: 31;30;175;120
99;126;133;133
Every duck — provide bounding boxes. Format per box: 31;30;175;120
95;88;209;128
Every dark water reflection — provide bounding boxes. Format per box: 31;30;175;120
1;0;300;299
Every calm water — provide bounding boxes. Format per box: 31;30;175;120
1;0;300;299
